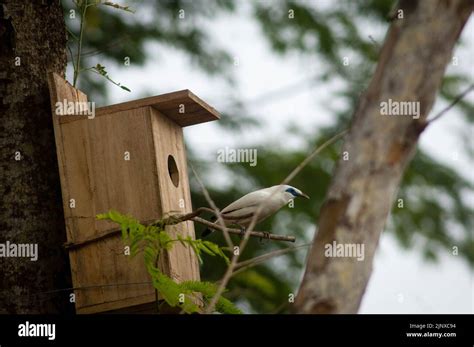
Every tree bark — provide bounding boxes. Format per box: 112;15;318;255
0;1;73;313
294;0;473;314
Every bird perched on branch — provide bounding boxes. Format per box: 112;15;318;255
202;185;309;238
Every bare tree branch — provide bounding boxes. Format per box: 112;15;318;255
205;129;348;313
232;243;311;277
192;217;295;243
426;83;474;124
189;165;234;249
64;207;295;250
293;0;473;314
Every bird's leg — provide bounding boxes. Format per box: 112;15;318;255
259;232;271;244
238;225;246;239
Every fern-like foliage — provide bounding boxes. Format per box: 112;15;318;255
97;210;241;314
180;280;242;315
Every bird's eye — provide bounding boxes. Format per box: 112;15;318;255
286;188;297;196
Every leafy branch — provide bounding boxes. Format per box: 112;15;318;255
83;64;131;92
69;0;132;91
96;210;240;314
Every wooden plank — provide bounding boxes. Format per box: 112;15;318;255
58;89;221;127
77;293;156;314
102;302;157;314
150;107;201;283
90;108;162;232
60;121;97;238
80;107;159;310
47;73;90;222
47;73;105;309
47;73;156;313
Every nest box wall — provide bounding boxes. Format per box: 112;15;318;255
47;73;220;313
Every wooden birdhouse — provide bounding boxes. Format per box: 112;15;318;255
47;73;220;313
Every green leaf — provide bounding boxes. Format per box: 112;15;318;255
198;242;217;256
95;210;239;313
202;241;220;254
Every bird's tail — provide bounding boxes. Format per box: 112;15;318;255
201;216;217;238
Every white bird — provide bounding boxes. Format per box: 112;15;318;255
202;185;309;237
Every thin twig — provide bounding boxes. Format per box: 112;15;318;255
192;217;295;243
190;164;234;249
368;35;380;52
64;207;293;250
76;36;131;58
66;27;79;41
64;218;155;250
232;243;311;277
160;210;294;242
156;207;215;225
281;129;349;185
205;129;348;313
162;207;255;224
73;1;88;87
67;45;76;73
427;84;474;124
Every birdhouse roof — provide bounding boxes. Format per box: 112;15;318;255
96;89;220;127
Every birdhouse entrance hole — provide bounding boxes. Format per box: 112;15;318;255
168;155;179;187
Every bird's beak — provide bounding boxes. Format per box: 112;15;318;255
300;192;310;199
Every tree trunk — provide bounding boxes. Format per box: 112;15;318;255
294;0;473;314
0;1;73;313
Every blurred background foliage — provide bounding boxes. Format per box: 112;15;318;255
63;0;473;313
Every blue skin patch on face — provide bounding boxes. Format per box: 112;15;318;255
285;187;299;197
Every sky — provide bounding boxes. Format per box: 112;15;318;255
96;1;473;313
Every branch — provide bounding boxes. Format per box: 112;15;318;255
426;83;474;124
232;243;310;277
280;129;348;185
64;207;295;250
158;208;295;242
64;218;156;250
293;0;473;314
205;129;348;313
192;217;295;243
155;207;214;225
190;165;234;249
